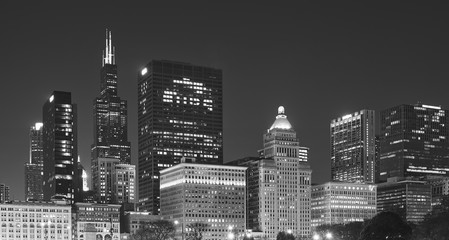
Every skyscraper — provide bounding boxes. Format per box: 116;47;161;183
330;110;376;183
0;183;10;203
42;91;78;203
25;122;44;201
378;103;449;182
260;106;312;239
92;30;132;204
137;60;223;213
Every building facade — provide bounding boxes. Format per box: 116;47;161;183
25;123;44;201
121;212;160;235
160;163;246;240
0;201;72;240
425;176;449;210
260;106;312;239
311;182;377;227
330;110;376;183
42;91;78;203
377;177;431;223
0;184;10;203
379;103;449;182
92;30;133;205
138;60;223;213
73;203;121;240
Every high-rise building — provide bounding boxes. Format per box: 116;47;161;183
92;30;133;204
259;106;312;239
378;103;449;182
160;163;246;240
377;177;431;223
330;110;376;183
0;183;10;203
311;182;377;227
137;60;223;213
0;201;72;240
73;202;121;240
25;122;44;201
42;91;78;203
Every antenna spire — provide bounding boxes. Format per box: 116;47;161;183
102;29;115;66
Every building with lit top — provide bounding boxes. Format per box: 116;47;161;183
378;103;449;182
0;201;72;240
138;60;223;214
73;202;121;240
92;30;134;205
377;177;431;223
42;91;78;203
160;162;246;240
25;122;44;201
311;182;377;227
330;110;376;183
0;184;10;203
257;106;312;239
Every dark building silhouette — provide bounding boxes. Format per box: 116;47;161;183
378;103;449;182
137;60;223;213
91;30;133;204
25;122;44;201
0;183;10;203
42;91;78;203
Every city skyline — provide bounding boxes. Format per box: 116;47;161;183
2;2;449;200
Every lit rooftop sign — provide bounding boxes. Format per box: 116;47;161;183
141;67;148;76
49;95;54;103
422;104;441;110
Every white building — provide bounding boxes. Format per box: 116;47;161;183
0;201;72;240
311;181;377;227
73;203;121;240
160;163;246;240
260;106;312;239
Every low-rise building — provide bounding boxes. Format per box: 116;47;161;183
0;200;72;240
160;163;246;240
311;182;377;227
73;202;121;240
377;177;431;223
122;212;160;235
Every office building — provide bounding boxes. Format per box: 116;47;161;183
42;91;78;203
0;184;10;203
25;122;44;201
122;212;160;235
160;163;246;240
330;110;376;183
377;177;431;223
138;60;223;213
113;164;136;204
258;106;312;239
73;202;121;240
379;103;449;182
0;201;72;240
92;30;134;204
311;182;377;227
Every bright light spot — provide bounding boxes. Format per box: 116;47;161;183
228;233;235;240
141;67;148;76
174;220;179;225
342;114;352;120
35;122;43;130
422;104;441;110
49;95;54;103
325;232;333;239
287;229;292;234
228;226;233;230
313;234;321;240
278;106;285;115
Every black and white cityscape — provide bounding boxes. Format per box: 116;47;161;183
1;2;449;240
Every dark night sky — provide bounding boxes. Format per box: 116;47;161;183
1;2;449;200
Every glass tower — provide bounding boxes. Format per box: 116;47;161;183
330;110;376;183
137;60;223;214
379;103;449;182
92;30;132;204
42;91;78;203
25;122;44;201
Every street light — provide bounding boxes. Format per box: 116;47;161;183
174;220;184;240
313;232;333;240
325;232;332;239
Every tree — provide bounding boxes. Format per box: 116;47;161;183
315;221;365;240
276;231;295;240
133;220;176;240
359;211;412;240
412;195;449;240
185;222;209;240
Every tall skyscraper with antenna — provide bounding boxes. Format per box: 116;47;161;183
24;122;44;201
92;30;134;204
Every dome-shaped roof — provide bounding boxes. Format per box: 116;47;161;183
269;106;293;130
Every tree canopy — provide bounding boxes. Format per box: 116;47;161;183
132;220;176;240
359;211;412;240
